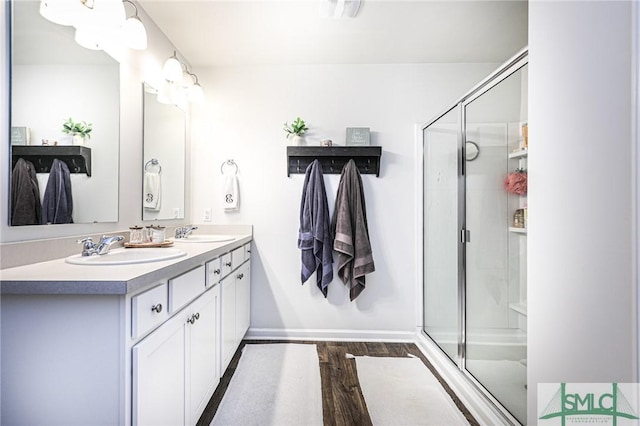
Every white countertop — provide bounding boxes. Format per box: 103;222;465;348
0;233;252;295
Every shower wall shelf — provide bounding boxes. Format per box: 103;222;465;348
12;146;92;176
508;149;528;159
286;146;382;177
509;227;527;234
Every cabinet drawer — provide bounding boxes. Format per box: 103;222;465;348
132;283;169;339
220;252;232;277
243;243;251;261
206;257;222;288
169;265;205;313
231;247;244;269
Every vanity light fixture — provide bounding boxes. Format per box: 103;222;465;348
122;0;147;50
39;0;84;26
40;0;147;51
186;71;204;103
163;51;184;83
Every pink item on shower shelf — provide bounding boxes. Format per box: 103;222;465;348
504;171;527;195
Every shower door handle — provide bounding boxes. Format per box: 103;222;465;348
460;229;471;243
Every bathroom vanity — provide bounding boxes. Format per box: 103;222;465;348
0;230;252;426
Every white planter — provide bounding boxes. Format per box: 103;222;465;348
72;135;86;146
289;135;305;146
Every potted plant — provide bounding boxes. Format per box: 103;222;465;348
283;117;308;146
62;117;93;146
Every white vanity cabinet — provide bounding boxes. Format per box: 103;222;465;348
133;283;219;426
0;232;253;426
220;243;252;371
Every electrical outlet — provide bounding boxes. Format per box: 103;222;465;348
203;208;212;222
173;208;181;218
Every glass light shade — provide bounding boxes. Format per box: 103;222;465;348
74;0;125;31
188;83;204;103
122;16;147;50
180;71;194;90
39;0;83;26
157;80;176;105
74;27;103;50
163;56;183;83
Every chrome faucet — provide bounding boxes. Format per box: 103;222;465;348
77;235;125;256
175;225;198;239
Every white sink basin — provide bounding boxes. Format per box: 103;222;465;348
172;235;235;243
65;248;187;265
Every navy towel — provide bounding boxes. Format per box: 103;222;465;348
42;158;73;224
11;158;42;226
298;160;334;297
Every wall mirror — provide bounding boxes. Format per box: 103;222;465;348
9;0;120;226
142;82;185;221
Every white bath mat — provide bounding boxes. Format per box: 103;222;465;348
349;354;469;426
211;343;323;426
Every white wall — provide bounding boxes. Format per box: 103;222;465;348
0;1;190;243
190;63;497;338
528;1;637;424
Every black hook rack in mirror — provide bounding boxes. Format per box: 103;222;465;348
11;145;92;176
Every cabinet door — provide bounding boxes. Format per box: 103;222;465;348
235;261;251;343
220;274;236;373
133;312;186;426
186;287;219;425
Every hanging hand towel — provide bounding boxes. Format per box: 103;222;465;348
143;171;161;211
298;159;333;297
42;158;73;224
223;174;239;211
331;159;375;301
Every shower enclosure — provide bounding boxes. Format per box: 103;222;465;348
422;50;528;424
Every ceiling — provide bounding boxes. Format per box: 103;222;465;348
138;0;528;67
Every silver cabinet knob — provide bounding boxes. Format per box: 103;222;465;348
187;313;200;324
213;268;221;275
237;273;244;280
151;304;162;313
225;262;232;267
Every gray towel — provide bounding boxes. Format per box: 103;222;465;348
11;158;42;226
42;158;73;224
298;159;333;297
331;159;375;301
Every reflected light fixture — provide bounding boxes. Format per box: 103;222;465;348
163;51;184;83
122;0;147;50
186;70;204;103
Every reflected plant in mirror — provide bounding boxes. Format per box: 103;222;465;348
9;0;120;226
142;83;186;221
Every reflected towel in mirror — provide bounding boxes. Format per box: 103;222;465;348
143;171;161;211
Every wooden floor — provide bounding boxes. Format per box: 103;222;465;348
197;340;479;426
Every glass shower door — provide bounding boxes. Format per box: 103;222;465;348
463;63;528;424
422;105;461;363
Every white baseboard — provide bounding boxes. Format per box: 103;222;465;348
414;332;518;426
245;327;415;342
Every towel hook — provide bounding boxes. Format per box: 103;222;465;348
220;159;239;175
144;158;162;174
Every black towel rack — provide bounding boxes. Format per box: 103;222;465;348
286;146;382;177
11;146;92;176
